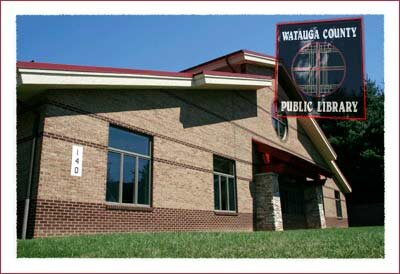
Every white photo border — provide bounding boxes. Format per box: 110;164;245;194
1;1;398;273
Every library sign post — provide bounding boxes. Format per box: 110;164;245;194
275;18;366;119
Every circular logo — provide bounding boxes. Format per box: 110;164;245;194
291;42;346;98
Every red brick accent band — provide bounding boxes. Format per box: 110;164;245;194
325;217;349;228
31;199;253;237
42;131;107;150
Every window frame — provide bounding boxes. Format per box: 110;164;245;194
213;156;237;213
106;125;152;207
334;190;343;219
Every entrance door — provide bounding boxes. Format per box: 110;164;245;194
279;176;307;229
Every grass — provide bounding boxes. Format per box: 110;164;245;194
17;226;384;258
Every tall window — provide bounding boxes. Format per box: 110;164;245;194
106;125;151;206
334;191;342;219
213;155;237;212
272;101;288;140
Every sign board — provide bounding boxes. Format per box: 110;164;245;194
71;145;83;177
275;17;366;119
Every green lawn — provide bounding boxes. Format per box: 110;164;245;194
17;226;384;258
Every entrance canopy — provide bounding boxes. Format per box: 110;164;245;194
253;138;331;180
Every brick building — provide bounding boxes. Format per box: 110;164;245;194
17;49;351;238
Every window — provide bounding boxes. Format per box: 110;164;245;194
272;101;288;140
335;191;342;219
106;126;151;205
213;155;236;212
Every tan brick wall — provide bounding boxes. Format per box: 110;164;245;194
236;179;253;213
39;88;329;208
152;160;213;211
153;137;210;171
323;178;348;227
18;82;348;236
38;136;107;203
44;104;109;146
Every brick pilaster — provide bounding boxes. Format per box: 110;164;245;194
304;185;326;229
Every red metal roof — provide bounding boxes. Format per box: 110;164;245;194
17;61;194;78
17;60;272;80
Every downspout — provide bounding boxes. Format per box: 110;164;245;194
20;103;40;240
225;56;236;73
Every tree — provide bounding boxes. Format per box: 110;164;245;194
319;79;384;225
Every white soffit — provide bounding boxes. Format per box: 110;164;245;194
17;68;272;90
298;117;337;161
18;68;193;88
243;52;275;67
193;73;272;88
328;160;352;193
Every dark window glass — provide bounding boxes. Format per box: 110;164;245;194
335;191;343;218
220;176;228;211
122;155;135;203
106;126;152;205
280;189;304;215
214;175;220;210
213;156;234;175
272;118;278;132
272;102;288;140
109;126;150;156
106;152;120;202
138;158;150;205
213;155;236;212
278;121;287;139
228;177;236;211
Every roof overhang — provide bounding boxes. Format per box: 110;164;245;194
193;71;272;89
243;50;276;67
300;118;351;193
181;49;275;74
327;160;352;193
17;62;272;100
17;68;194;88
253;138;332;179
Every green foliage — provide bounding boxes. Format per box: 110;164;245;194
319;80;384;204
17;227;384;258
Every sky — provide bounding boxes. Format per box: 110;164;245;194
17;15;384;87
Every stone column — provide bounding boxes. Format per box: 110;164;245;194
254;172;283;231
304;185;326;229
